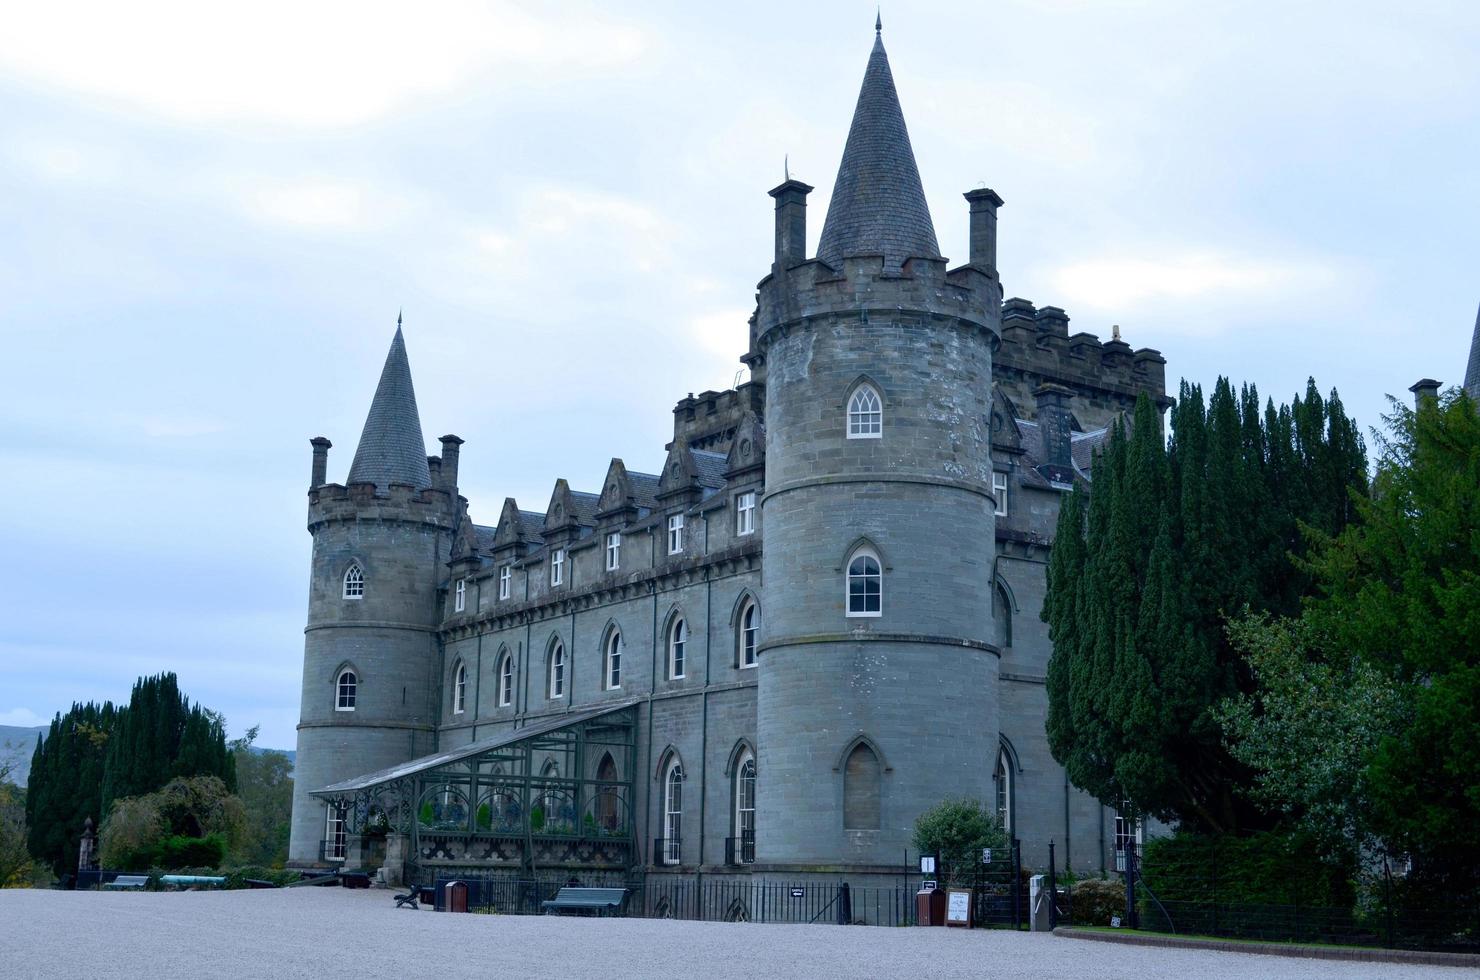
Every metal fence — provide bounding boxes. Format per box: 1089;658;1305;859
1045;840;1480;954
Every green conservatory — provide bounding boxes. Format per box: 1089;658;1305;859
312;703;639;881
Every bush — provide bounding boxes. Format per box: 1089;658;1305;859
1139;831;1355;909
222;866;302;889
911;798;1006;886
1071;877;1125;926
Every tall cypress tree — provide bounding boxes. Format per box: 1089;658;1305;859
1043;380;1366;832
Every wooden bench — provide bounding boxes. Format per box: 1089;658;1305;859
541;886;628;916
102;875;149;891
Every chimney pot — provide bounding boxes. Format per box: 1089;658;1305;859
438;435;464;492
1409;378;1441;410
964;188;1004;274
309;437;332;488
1033;383;1076;477
768;179;813;269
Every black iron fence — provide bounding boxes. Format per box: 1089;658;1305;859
1045;840;1480;954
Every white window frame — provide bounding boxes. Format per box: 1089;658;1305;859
605;630;623;690
667;514;684;555
994;748;1013;835
846;548;883;617
498;654;513;707
740;601;758;669
668;617;687;680
736;491;756;536
342;563;364;599
1114;803;1143;872
735;751;756;864
325;805;347;862
453;661;467;715
548;641;565;699
606;532;621;571
454;578;467;612
663;760;683;865
993;471;1009;517
498;564;511;600
550;549;565;587
847;384;883;439
335;669;357;712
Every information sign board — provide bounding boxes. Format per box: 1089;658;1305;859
945;888;972;927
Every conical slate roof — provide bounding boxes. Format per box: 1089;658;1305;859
346;325;431;490
1465;302;1480;403
816;29;940;272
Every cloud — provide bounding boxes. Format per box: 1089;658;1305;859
0;707;48;727
0;1;649;128
1044;249;1347;319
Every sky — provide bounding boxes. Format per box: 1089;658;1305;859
0;1;1476;750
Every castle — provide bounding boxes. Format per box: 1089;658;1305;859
287;25;1169;886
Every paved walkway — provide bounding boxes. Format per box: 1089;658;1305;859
0;886;1462;979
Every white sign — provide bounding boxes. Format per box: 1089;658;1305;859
919;855;936;875
1111;915;1122;928
981;848;993;864
946;889;971;925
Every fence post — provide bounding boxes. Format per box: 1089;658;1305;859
1124;837;1139;930
1211;837;1218;937
1011;839;1022;930
1048;839;1058;929
1383;858;1394;948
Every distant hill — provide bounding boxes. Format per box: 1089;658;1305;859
0;723;292;788
0;725;47;787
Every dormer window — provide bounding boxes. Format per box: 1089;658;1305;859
606;532;621;571
499;565;511;600
736;492;756;536
667;514;684;555
342;563;364;599
454;579;467;612
847;384;883;439
551;549;565;586
993;472;1008;517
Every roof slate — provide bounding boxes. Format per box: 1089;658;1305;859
690;449;729;490
346;327;431;490
816;32;940;272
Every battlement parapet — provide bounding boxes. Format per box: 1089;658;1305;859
307;481;460;531
995;298;1167;423
670;382;765;452
755;254;1000;347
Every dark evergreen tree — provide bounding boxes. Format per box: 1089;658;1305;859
102;673;235;812
1043;380;1366;832
24;702;117;877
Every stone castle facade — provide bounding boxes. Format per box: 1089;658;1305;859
288;27;1168;883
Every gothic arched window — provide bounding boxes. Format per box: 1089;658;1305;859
453;661;467;714
662;759;684;865
668;617;687;680
846;547;882;617
548;640;565;700
847;384;883;439
844;742;881;830
497;652;514;707
605;629;623;690
342;563;364;599
994;747;1014;834
739;600;759;669
734;751;756;864
335;669;357;711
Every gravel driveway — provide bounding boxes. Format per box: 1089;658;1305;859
0;886;1461;980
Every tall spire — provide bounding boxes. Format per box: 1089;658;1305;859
1466;301;1480;403
816;24;940;272
346;322;431;490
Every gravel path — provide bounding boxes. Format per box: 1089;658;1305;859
0;886;1461;980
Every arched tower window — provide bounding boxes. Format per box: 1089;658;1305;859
994;748;1014;835
846;547;882;617
548;640;565;700
335;669;357;712
668;617;687;680
739;600;759;669
497;652;514;707
342;563;364;599
843;742;881;830
734;750;756;864
452;661;467;714
662;758;684;865
604;629;623;690
847;384;883;439
993;583;1013;649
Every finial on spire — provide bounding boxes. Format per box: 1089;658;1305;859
397;308;403;328
875;8;882;33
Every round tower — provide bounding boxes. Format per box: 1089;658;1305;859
753;27;1004;868
287;325;460;866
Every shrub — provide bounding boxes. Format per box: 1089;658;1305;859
1071;877;1125;926
1139;831;1355;909
222;866;302;889
911;798;1007;886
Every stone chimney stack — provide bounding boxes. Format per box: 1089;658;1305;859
1409;378;1441;410
769;179;813;269
309;437;331;488
964;188;1004;275
438;435;464;492
1034;383;1075;478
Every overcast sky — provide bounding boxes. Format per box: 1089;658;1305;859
1;1;1476;750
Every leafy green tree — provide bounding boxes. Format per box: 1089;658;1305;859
228;726;294;867
99;775;245;871
1044;380;1366;832
0;761;34;887
910;797;1006;885
25;702;117;877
